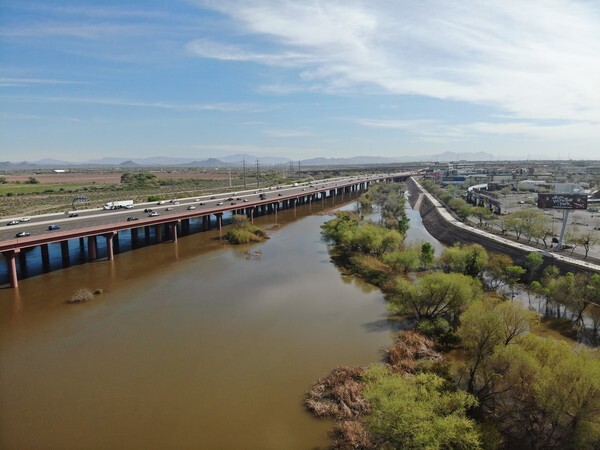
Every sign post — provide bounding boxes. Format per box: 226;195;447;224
537;193;588;250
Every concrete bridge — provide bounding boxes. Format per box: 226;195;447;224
1;173;414;288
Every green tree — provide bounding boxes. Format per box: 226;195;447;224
363;365;482;449
458;298;538;396
389;272;482;325
470;206;493;227
484;335;600;449
502;265;526;300
383;247;420;274
485;253;513;290
524;251;544;282
439;243;488;278
25;176;39;184
420;242;435;269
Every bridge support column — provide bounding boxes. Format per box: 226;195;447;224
41;244;50;270
215;213;223;230
182;219;190;235
144;226;151;241
202;215;210;231
79;237;85;249
131;228;139;247
3;249;19;288
155;225;163;243
87;236;97;261
61;241;70;266
113;232;120;254
105;233;115;261
171;222;178;243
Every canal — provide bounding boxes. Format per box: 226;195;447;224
0;193;443;449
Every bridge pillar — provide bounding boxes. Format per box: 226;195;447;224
87;236;97;261
249;208;254;223
155;225;163;243
3;249;19;288
171;222;178;243
182;219;190;235
61;241;70;266
79;237;85;249
144;226;151;241
105;232;115;261
215;213;223;230
113;232;120;254
131;228;139;247
41;244;50;270
202;215;210;231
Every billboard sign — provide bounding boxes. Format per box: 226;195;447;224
537;193;588;210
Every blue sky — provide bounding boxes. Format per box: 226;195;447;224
1;0;599;162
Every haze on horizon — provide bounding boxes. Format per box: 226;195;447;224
1;1;599;162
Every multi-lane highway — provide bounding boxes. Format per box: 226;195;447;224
0;175;391;244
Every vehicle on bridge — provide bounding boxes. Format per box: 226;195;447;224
7;220;20;226
149;212;160;217
127;217;139;221
103;200;134;210
48;225;60;231
16;231;31;237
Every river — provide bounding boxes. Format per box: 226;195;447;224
0;194;443;449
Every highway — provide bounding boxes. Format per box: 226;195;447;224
0;175;390;245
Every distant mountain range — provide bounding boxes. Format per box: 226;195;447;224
0;151;495;170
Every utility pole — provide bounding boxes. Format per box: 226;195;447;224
243;157;247;189
228;167;232;188
256;158;260;188
297;161;300;177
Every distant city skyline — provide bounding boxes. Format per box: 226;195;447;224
1;1;599;162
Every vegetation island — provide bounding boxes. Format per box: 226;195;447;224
307;182;600;449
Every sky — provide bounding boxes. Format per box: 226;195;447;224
1;0;600;162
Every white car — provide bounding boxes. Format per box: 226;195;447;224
187;205;196;210
149;211;160;217
20;217;31;222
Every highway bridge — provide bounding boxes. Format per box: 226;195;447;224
1;173;413;288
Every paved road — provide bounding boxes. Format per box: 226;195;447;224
0;175;384;244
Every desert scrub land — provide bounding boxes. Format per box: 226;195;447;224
0;168;303;217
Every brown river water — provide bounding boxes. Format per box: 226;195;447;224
1;197;427;449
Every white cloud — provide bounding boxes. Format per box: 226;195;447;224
263;128;316;137
195;0;600;123
0;77;89;87
0;95;260;112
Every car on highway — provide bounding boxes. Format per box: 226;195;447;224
231;202;237;205
226;197;234;201
165;207;174;211
158;201;166;205
127;217;139;221
217;201;224;205
187;205;196;210
149;212;160;217
144;208;153;213
20;217;30;222
243;198;248;202
210;196;216;199
69;213;79;217
16;231;31;237
48;225;60;231
7;220;20;226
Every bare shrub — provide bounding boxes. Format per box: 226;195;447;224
330;420;375;449
67;288;104;304
305;366;370;419
384;330;442;374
